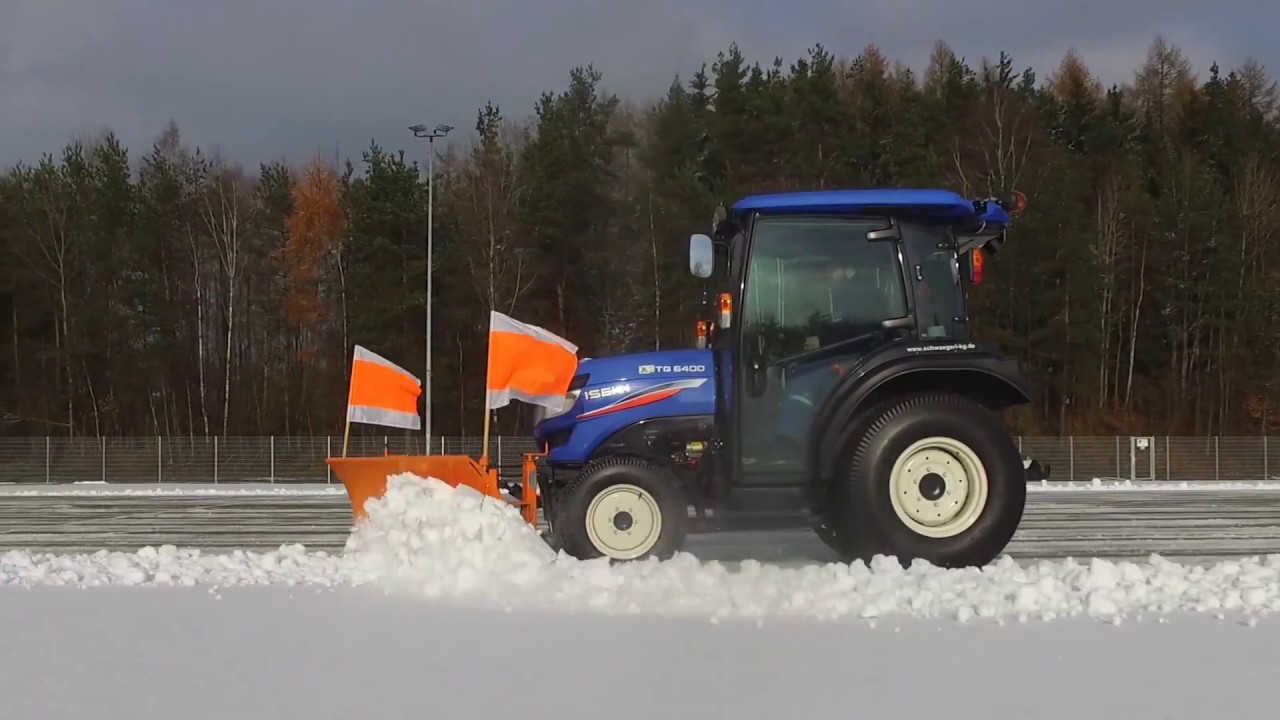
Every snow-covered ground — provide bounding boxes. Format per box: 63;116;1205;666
4;473;1279;718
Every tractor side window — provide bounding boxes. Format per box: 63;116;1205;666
743;217;906;359
900;221;967;340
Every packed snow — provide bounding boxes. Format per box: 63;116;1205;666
4;472;1280;625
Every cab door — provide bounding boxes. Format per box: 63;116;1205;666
732;215;909;488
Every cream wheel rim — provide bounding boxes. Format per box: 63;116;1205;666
585;483;662;559
888;436;989;538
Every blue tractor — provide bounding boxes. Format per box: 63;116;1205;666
530;188;1044;568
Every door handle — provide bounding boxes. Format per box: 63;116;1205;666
747;357;768;398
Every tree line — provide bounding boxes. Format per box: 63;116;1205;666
2;37;1279;439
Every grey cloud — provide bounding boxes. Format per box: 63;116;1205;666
1;0;1275;170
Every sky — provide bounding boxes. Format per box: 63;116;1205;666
1;0;1274;171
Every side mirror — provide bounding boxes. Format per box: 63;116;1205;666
689;233;714;278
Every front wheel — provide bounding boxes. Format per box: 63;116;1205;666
554;456;689;561
833;392;1026;568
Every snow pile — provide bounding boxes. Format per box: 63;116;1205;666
342;474;558;599
9;471;1280;624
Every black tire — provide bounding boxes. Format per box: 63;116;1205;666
830;392;1026;569
554;456;689;562
813;395;903;561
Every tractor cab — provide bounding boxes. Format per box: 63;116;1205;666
689;189;1025;485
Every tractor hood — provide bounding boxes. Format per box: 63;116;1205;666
532;348;716;461
576;348;714;384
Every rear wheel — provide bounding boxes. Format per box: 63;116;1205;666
555;456;689;561
829;392;1026;568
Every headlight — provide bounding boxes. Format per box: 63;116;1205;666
541;388;581;421
535;374;588;423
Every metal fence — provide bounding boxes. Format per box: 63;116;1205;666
0;435;1276;485
0;436;538;485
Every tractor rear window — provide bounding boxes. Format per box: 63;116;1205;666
900;221;967;340
743;216;906;357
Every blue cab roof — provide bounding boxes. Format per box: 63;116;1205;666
731;188;1000;223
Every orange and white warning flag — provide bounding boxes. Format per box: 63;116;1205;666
485;311;578;411
346;345;422;430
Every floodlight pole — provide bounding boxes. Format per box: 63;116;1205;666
410;122;453;454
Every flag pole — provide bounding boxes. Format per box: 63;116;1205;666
342;345;355;458
481;403;492;471
481;311;492;471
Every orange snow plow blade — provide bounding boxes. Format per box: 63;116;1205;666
324;452;542;525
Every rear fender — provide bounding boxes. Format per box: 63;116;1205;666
810;346;1031;482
